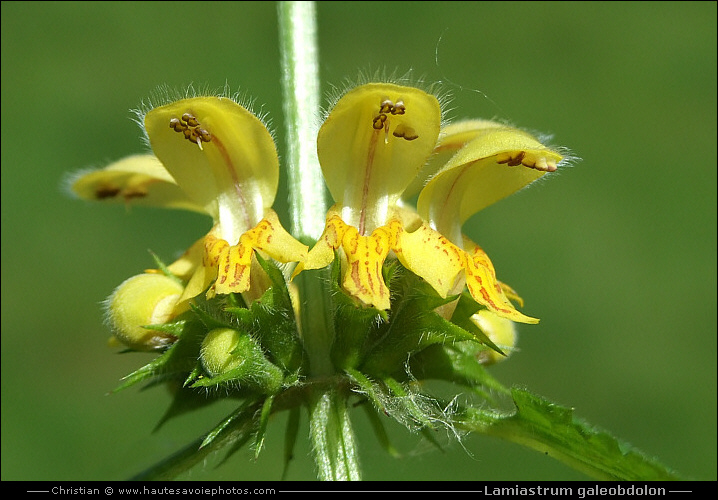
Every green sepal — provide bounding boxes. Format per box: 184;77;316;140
141;317;191;338
225;253;304;373
346;368;445;434
183;364;204;388
359;271;475;377
112;319;207;393
345;368;387;412
190;302;234;332
192;332;285;394
407;342;511;400
458;387;684;481
382;376;437;430
451;292;505;357
148;249;184;286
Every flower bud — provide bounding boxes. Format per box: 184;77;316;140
200;328;284;393
471;310;518;365
106;273;188;351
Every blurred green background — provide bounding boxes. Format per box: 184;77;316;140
2;1;715;481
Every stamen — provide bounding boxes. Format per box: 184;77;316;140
181;113;199;127
95;186;121;199
197;128;211;142
379;99;394;114
169;117;185;132
497;151;526;167
497;151;558;172
372;113;387;130
392;123;418;141
371;97;415;143
169;112;212;149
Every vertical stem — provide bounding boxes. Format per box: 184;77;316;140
278;3;359;481
278;0;326;240
278;0;335;377
308;386;361;481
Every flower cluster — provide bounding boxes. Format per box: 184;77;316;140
75;82;561;341
72;81;564;476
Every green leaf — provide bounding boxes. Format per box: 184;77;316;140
281;406;301;480
459;387;684;481
130;401;260;480
112;319;206;392
254;395;274;459
361;402;401;458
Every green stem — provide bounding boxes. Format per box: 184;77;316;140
278;1;360;479
278;0;335;378
308;385;361;481
293;266;336;376
278;0;326;240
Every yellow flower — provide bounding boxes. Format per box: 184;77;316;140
295;84;563;323
401;119;563;323
72;96;307;304
293;83;441;310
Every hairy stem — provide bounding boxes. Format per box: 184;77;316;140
278;0;326;240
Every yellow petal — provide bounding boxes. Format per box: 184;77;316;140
71;154;204;213
395;225;537;323
295;207;399;310
464;243;539;324
318;83;441;235
293;205;349;277
339;222;397;310
253;210;309;265
204;210;307;297
144;97;279;243
418;124;563;242
404;120;507;200
165;236;206;280
498;281;525;308
394;223;465;299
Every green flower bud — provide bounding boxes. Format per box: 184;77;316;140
471;310;517;365
106;273;188;351
200;328;284;393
